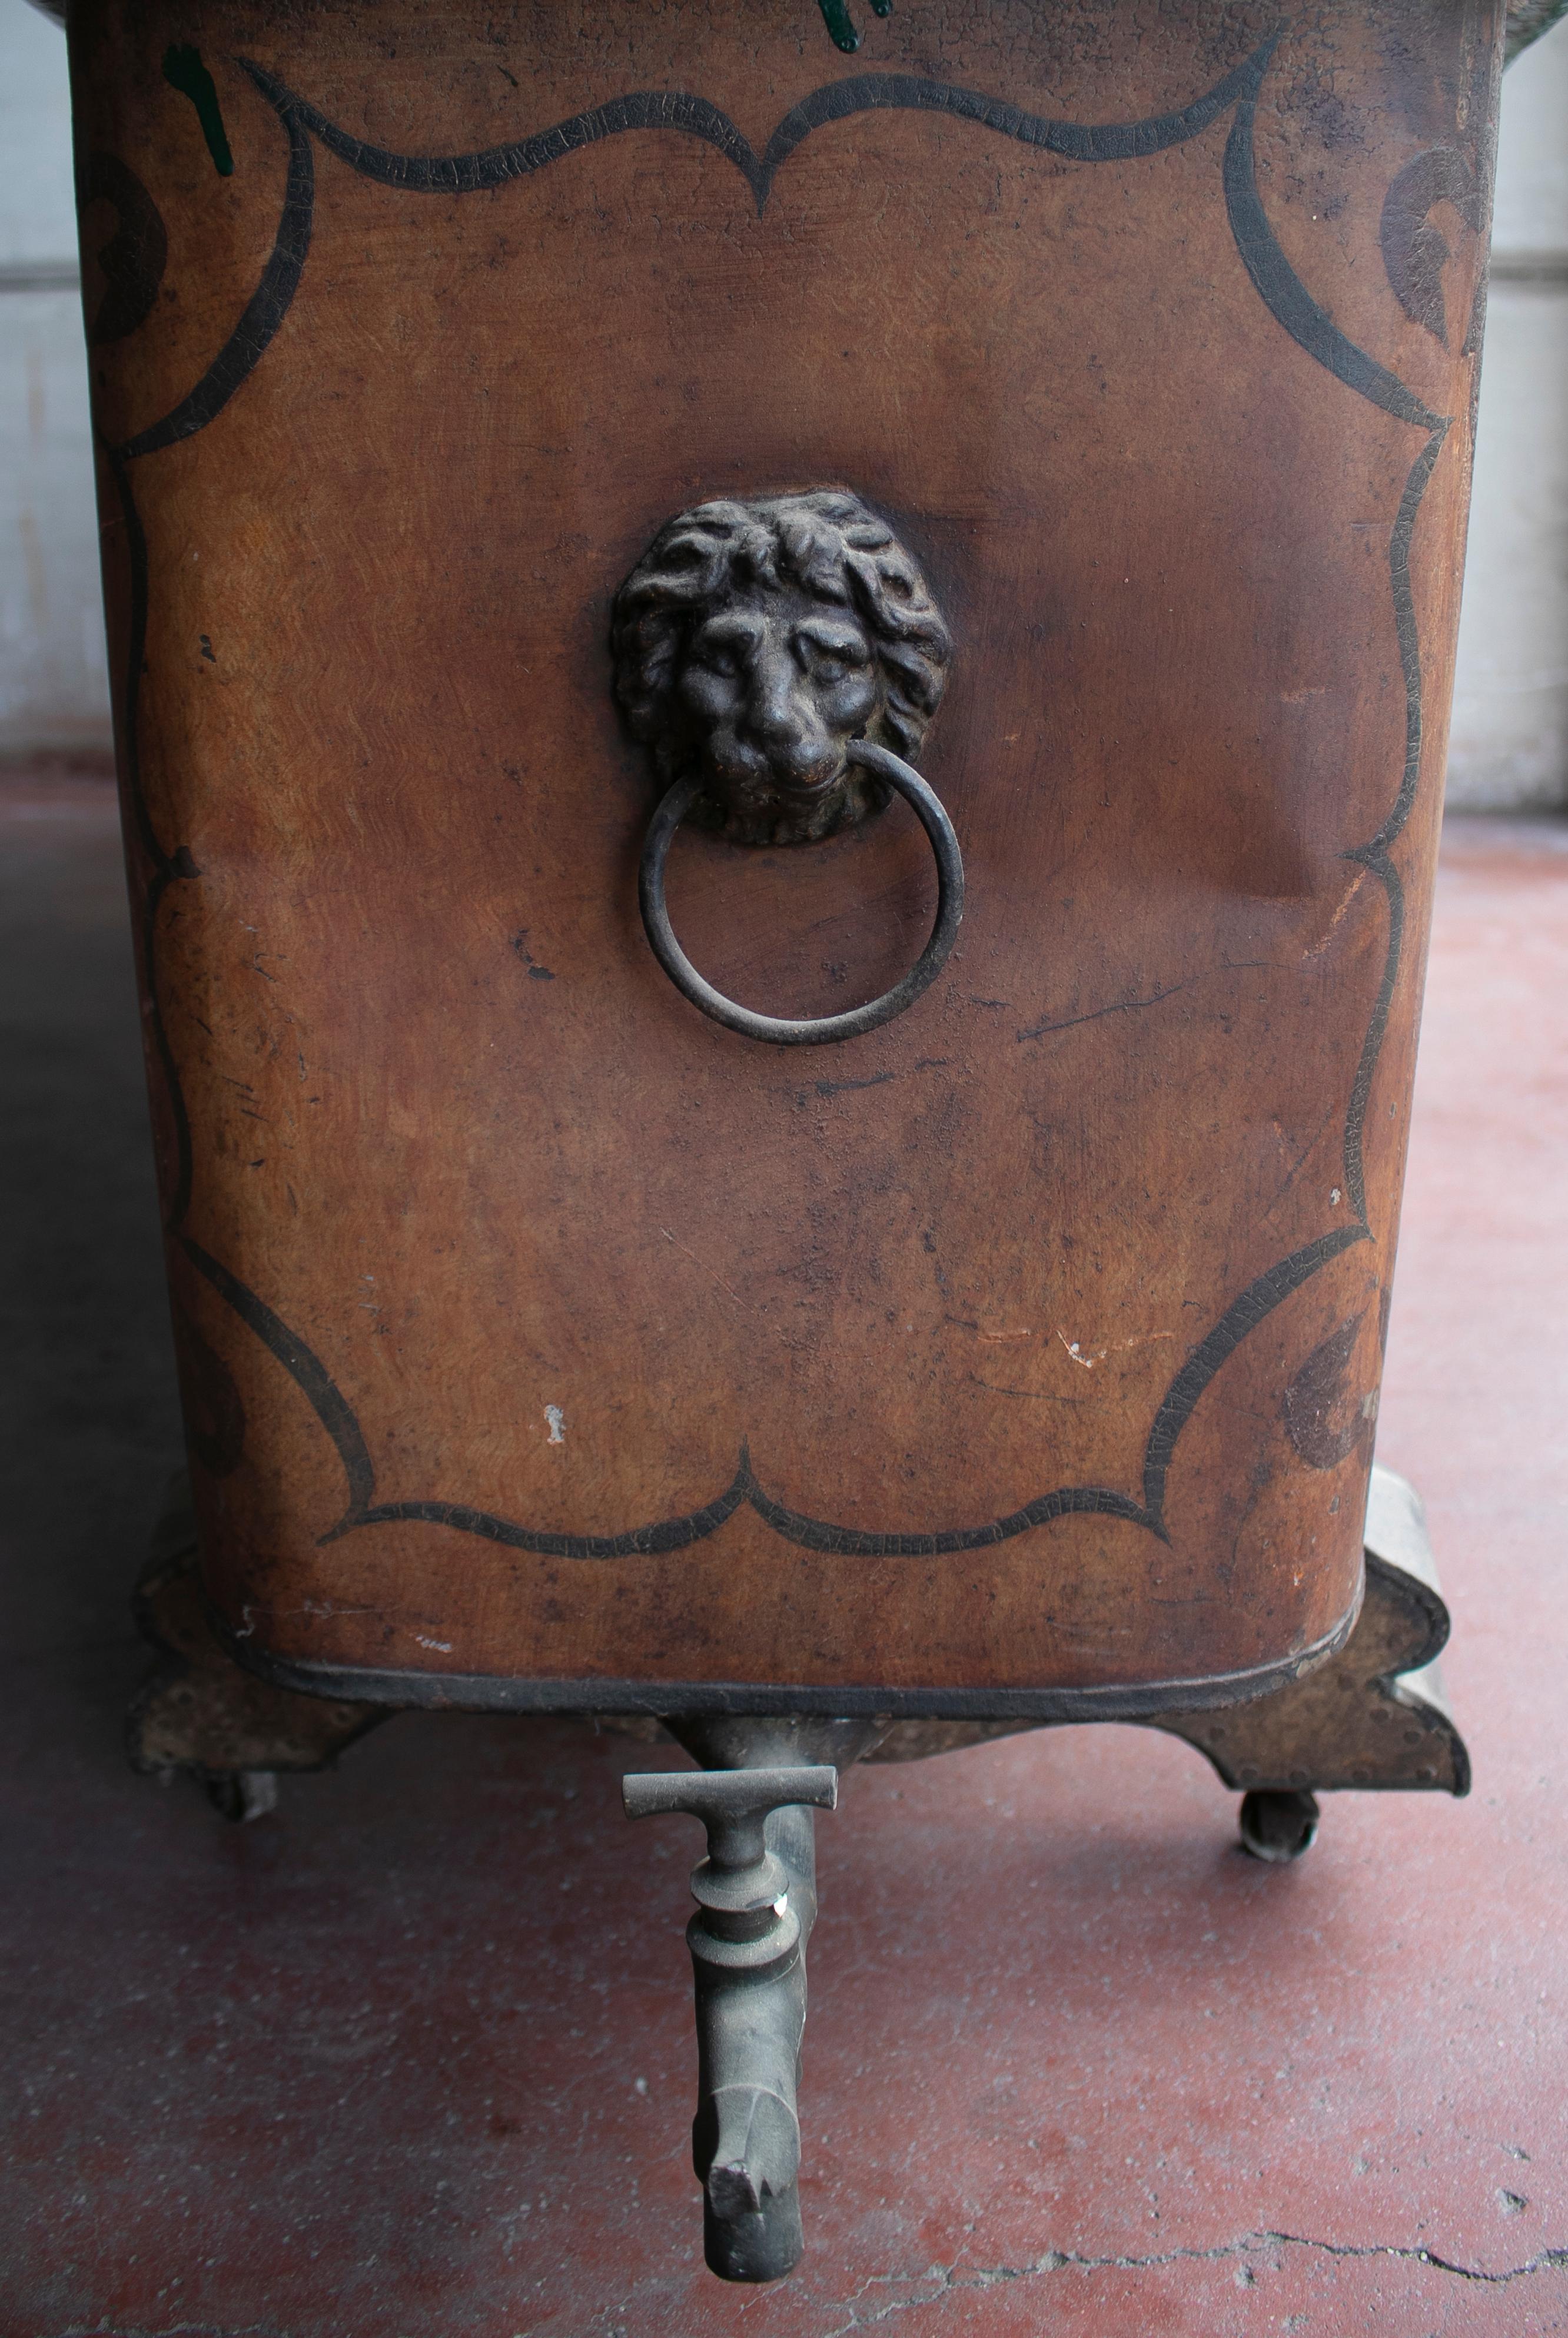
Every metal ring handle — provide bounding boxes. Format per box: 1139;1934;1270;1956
637;740;964;1047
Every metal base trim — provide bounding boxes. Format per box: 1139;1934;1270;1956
212;1596;1360;1727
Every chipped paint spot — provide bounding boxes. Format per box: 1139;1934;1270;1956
1058;1328;1177;1370
545;1404;566;1445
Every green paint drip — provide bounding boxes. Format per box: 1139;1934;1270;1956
869;0;893;15
816;0;861;51
162;44;235;177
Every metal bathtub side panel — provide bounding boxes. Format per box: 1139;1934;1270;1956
68;0;1503;1705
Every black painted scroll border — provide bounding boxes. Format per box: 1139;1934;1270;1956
103;32;1452;1569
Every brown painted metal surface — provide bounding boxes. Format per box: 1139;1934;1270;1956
72;0;1503;1708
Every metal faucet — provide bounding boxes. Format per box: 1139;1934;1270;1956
623;1714;888;2281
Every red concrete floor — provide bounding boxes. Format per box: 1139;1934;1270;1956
2;779;1566;2337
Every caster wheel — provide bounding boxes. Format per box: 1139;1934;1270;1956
204;1769;279;1823
1239;1787;1319;1863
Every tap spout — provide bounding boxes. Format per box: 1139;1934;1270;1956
623;1762;832;2279
623;1716;886;2281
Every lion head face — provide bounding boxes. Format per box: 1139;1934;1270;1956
610;488;952;845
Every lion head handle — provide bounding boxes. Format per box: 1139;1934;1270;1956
610;488;953;845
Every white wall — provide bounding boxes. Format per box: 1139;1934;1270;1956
0;0;111;756
0;0;1563;800
1447;15;1568;810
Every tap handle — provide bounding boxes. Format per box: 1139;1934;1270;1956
623;1764;837;1875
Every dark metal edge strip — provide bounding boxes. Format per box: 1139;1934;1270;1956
212;1585;1360;1723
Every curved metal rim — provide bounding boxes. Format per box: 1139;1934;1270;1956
637;740;964;1046
215;1592;1364;1723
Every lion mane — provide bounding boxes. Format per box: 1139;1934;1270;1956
610;487;952;792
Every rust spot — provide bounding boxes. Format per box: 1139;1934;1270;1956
1283;1311;1374;1472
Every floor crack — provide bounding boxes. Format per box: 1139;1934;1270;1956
818;2231;1568;2331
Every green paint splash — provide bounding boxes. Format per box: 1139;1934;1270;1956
818;0;893;50
162;44;235;177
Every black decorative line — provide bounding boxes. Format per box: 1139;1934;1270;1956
318;1231;1366;1565
240;41;1278;221
1365;422;1450;856
98;82;315;1241
1380;148;1482;349
240;65;773;207
328;1452;756;1559
1222;92;1441;434
1140;1226;1368;1520
117;33;1444;1567
83;152;169;346
1338;424;1447;1219
115;88;313;463
102;444;200;1229
182;1236;377;1517
756;42;1277;200
746;1477;1151;1560
1220;92;1452;1227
